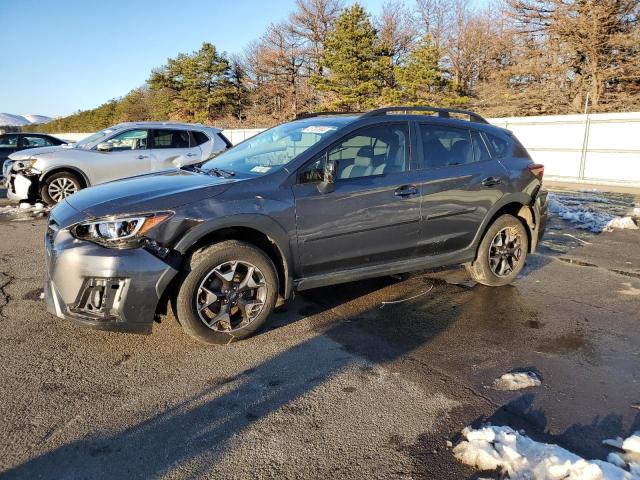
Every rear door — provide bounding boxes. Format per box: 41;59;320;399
414;122;509;255
88;128;152;184
293;122;423;277
149;129;201;172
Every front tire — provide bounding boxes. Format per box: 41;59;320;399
176;240;278;345
466;214;529;286
41;171;83;205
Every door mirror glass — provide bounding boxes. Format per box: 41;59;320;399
96;142;112;152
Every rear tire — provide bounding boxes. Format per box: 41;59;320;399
466;214;529;286
175;240;278;345
41;171;83;205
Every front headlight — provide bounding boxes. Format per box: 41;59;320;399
13;159;41;175
70;212;173;248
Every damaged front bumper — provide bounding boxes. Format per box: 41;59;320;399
6;172;39;202
44;203;178;334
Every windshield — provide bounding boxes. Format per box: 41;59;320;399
74;128;115;149
201;117;354;176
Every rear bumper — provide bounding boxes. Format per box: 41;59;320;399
532;188;548;251
44;224;178;334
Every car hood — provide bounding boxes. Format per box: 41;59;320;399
65;170;237;217
8;145;69;160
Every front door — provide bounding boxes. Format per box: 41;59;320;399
414;123;508;255
292;122;422;277
149;129;202;172
89;128;152;184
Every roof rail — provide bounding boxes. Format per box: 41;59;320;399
361;106;488;124
295;111;362;120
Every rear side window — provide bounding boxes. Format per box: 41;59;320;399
191;131;210;147
470;131;491;163
22;135;55;147
484;132;510;158
152;129;190;149
418;124;473;168
510;135;531;159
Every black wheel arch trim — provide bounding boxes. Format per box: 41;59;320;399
172;213;294;299
471;192;539;256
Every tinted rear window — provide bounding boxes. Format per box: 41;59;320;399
191;131;210;147
152;129;190;149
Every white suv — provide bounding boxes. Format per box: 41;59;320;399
4;122;230;205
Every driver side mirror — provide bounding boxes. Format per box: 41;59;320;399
317;159;336;194
96;142;113;152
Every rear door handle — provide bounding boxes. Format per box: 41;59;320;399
395;185;419;197
481;176;502;187
186;153;198;157
136;155;149;159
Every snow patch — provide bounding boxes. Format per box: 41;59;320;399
454;425;640;479
493;371;541;391
548;192;639;232
0;112;52;126
0;203;49;218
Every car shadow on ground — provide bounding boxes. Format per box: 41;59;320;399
4;275;482;479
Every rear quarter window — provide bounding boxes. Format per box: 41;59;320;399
484;132;510;158
191;131;210;147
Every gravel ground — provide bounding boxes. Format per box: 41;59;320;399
0;188;639;479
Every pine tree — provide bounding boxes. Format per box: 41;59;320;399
312;3;388;111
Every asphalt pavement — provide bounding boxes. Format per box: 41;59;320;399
0;188;638;479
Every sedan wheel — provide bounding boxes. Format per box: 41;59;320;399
47;177;78;202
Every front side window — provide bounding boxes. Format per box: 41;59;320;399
201;117;353;176
22;135;54;148
152;129;190;149
419;124;473;168
106;129;148;151
330;123;410;180
0;135;18;148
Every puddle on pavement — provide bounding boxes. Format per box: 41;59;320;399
535;332;593;355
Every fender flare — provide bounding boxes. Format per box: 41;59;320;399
471;192;537;253
173;213;294;298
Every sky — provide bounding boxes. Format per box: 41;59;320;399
0;0;395;117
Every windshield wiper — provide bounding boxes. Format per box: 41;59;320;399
208;167;235;178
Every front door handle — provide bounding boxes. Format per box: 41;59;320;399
395;185;419;197
481;176;502;187
136;154;149;160
186;153;198;157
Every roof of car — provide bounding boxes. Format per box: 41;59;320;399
112;121;221;131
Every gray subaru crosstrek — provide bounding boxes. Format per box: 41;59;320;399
44;107;548;344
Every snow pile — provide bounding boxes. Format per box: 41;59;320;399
548;192;639;232
454;425;640;479
0;113;52;126
604;432;640;476
0;202;48;218
493;371;541;391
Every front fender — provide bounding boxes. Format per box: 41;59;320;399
172;213;294;298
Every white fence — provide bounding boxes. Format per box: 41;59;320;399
488;112;640;185
52;111;640;186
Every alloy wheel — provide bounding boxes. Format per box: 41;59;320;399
48;177;78;202
488;227;523;277
196;260;267;332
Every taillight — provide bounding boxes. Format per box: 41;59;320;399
528;163;544;179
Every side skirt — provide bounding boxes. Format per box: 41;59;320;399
294;248;475;291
